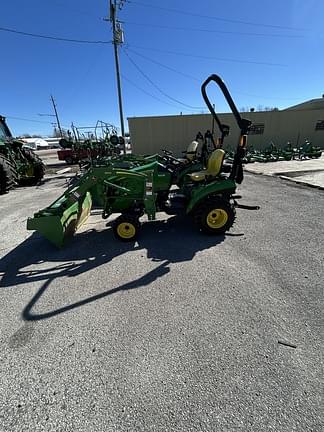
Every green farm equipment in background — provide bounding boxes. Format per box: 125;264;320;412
298;139;322;159
230;139;322;164
57;121;123;165
27;74;259;247
0;115;45;194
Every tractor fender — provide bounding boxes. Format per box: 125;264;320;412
186;178;236;214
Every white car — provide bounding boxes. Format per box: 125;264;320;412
22;138;49;150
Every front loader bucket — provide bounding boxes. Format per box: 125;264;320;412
27;191;92;248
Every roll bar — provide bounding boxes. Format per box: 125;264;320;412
201;74;252;183
201;74;252;144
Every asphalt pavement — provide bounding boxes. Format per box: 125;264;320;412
0;173;323;431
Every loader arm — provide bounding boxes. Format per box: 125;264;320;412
26;166;155;247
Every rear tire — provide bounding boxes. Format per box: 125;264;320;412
0;155;17;194
113;214;140;242
32;162;45;184
193;197;235;234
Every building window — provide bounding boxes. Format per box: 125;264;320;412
249;123;265;135
315;120;324;131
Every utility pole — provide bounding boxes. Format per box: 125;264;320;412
107;0;126;153
50;95;63;138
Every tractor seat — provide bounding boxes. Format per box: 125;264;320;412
185;140;199;161
178;140;199;163
189;149;225;182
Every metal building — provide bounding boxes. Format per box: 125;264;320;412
128;97;324;155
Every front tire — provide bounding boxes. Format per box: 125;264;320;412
113;214;140;242
193;197;235;234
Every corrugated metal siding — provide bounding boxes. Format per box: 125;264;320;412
128;108;324;155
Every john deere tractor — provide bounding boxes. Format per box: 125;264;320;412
0;115;45;194
27;74;257;247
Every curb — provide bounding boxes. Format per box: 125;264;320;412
278;175;324;190
244;169;324;190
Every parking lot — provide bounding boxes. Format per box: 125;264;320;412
0;169;323;431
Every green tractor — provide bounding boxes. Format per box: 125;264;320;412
0;115;45;194
298;139;322;159
27;74;257;247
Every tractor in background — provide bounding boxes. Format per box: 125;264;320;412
0;116;45;195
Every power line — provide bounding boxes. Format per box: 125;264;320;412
127;44;287;67
125;48;200;82
125;48;302;101
6;116;56;124
123;50;205;110
124;21;304;39
126;0;306;31
0;26;112;44
122;74;194;110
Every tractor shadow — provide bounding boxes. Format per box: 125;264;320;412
0;216;226;321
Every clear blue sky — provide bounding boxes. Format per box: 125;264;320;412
1;0;323;136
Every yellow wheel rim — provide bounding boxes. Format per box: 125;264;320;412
206;208;228;229
117;222;136;239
